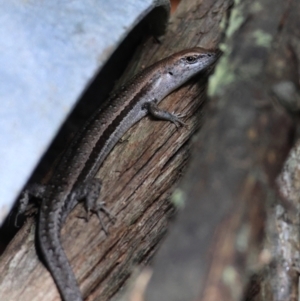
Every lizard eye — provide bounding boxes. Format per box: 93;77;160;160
185;55;198;64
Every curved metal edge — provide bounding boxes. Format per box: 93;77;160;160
0;0;171;225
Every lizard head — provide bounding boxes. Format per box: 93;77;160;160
165;47;219;84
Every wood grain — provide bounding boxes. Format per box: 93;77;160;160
0;0;226;300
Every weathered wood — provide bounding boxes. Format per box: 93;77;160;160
144;0;296;301
244;1;300;300
263;141;300;301
0;0;226;300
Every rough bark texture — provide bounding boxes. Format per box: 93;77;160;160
143;0;297;301
0;0;227;301
245;0;300;300
263;140;300;301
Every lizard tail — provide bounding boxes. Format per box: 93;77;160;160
38;206;83;301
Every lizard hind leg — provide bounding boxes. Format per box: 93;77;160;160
72;178;116;235
14;183;46;227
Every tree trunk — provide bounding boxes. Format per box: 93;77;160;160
144;0;297;301
0;0;227;300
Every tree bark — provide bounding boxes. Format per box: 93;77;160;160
144;0;297;301
0;0;227;300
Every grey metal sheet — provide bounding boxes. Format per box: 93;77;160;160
0;0;170;224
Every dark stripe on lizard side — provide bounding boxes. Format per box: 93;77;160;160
75;79;157;184
44;67;158;192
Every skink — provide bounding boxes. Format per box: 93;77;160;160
19;47;217;301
